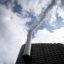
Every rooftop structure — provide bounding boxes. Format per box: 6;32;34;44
16;43;64;64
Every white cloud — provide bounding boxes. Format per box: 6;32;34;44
32;27;64;43
0;0;64;64
0;4;29;64
49;5;57;24
17;0;52;15
57;7;64;19
43;1;64;28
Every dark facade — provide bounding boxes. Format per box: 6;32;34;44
16;43;64;64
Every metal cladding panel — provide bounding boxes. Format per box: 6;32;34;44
16;43;64;64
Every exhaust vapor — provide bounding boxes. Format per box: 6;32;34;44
22;0;56;63
32;0;56;30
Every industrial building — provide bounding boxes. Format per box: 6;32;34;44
16;43;64;64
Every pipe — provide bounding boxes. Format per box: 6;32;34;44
22;30;32;63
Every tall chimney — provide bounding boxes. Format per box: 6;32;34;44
22;30;32;63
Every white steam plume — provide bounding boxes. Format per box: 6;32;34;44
32;0;56;30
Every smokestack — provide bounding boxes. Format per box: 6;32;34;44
22;0;56;63
22;30;32;63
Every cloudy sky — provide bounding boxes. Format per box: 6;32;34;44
0;0;64;64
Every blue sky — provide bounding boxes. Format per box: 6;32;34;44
0;0;64;64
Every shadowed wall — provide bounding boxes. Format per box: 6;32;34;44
16;43;64;64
